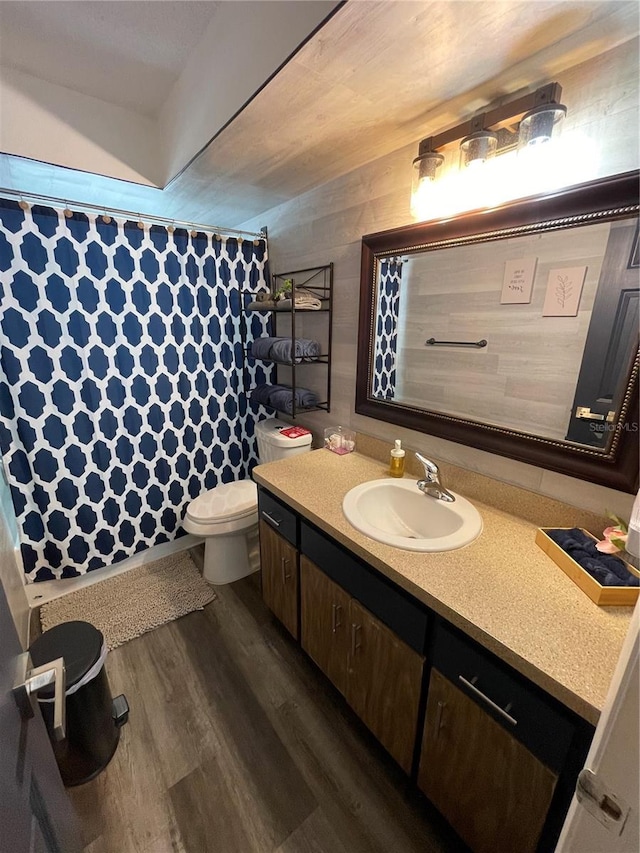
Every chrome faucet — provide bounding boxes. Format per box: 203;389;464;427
415;453;455;502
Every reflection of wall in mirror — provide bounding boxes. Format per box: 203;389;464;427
390;221;615;441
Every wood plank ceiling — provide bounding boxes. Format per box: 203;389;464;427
3;1;638;227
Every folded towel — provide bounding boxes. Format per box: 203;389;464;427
276;288;323;311
250;383;320;415
247;299;276;310
546;528;639;587
248;337;321;364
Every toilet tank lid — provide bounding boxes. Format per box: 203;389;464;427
255;418;313;447
188;480;258;522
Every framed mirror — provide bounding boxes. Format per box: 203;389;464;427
356;171;639;492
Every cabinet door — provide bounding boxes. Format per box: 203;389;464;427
300;556;350;696
346;599;424;773
260;520;299;638
418;669;557;853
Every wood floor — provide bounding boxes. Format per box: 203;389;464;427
68;570;466;853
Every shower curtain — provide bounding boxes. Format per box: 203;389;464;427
0;199;271;582
372;257;403;399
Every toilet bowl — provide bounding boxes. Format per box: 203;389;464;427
182;419;312;584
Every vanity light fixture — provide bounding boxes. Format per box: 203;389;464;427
411;140;444;206
517;103;567;149
410;82;566;211
459;125;498;168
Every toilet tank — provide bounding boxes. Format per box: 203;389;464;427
255;419;313;463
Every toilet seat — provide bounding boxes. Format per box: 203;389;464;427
183;480;258;537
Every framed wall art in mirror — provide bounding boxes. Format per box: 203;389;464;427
356;171;639;492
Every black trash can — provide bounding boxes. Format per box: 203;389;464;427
29;620;128;786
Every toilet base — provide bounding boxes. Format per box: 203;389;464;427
202;525;259;585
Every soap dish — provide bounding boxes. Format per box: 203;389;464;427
535;528;639;606
324;426;355;455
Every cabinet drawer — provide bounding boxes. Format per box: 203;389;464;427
258;488;297;547
432;621;575;773
301;521;429;653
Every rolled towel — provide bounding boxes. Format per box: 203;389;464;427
250;384;273;407
546;528;639;587
249;337;280;359
270;338;321;363
250;383;319;415
249;337;321;363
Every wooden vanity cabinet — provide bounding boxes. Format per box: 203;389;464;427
346;598;424;773
300;555;350;695
257;488;594;853
299;539;426;774
418;621;580;853
259;490;300;639
419;669;557;853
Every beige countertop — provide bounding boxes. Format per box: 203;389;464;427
253;449;634;725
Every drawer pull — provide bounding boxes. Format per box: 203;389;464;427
281;557;291;584
351;623;362;656
459;675;517;726
262;511;281;528
331;603;343;633
435;700;447;740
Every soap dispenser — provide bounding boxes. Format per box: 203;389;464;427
389;439;405;478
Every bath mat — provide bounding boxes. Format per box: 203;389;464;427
40;552;215;650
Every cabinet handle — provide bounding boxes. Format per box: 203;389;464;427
434;700;447;740
262;511;281;528
350;623;362;656
331;603;343;633
458;675;517;726
281;557;291;584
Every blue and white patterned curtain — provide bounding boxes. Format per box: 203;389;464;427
0;199;271;582
372;257;403;399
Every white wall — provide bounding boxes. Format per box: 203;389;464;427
0;66;161;186
0;3;337;190
241;39;639;519
158;1;338;182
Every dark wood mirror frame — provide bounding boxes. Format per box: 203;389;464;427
356;171;639;493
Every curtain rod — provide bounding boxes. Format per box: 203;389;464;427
0;187;266;240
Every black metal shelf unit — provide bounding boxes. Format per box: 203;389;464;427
244;263;333;418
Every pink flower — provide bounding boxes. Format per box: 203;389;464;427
595;525;628;554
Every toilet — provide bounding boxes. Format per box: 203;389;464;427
182;419;313;584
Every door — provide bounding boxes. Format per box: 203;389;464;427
260;520;299;638
300;556;350;696
346;599;424;773
565;219;639;446
555;600;639;852
418;669;557;853
0;574;81;852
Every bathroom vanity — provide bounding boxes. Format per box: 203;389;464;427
253;449;632;853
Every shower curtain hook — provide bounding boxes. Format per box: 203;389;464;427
18;195;30;211
168;220;175;234
102;208;112;224
137;215;145;231
63;201;73;219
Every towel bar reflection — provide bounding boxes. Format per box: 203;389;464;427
425;338;487;348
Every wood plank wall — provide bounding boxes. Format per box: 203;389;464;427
241;39;639;517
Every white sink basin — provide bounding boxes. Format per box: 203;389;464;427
342;479;482;552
